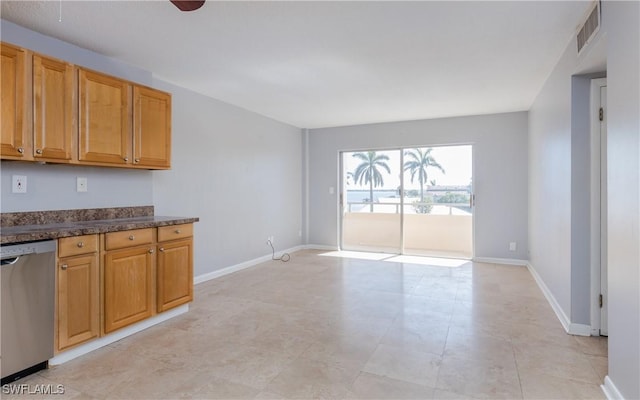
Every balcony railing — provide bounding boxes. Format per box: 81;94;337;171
342;201;472;258
345;201;472;215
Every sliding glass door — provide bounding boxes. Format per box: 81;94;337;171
341;145;473;259
341;149;402;253
402;145;473;258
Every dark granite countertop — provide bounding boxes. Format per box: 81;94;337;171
0;207;199;245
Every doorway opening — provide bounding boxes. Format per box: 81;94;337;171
340;145;473;259
590;77;608;336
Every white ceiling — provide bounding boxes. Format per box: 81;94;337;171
1;1;592;129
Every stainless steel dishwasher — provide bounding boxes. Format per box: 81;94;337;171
1;240;56;385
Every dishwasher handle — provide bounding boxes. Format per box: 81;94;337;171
1;257;21;266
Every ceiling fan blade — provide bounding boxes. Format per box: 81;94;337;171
170;1;205;12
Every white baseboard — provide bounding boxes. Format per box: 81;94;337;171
302;244;340;251
194;244;307;285
473;257;528;266
568;322;593;336
526;262;572;333
50;304;189;365
527;262;593;336
602;376;625;400
526;262;593;336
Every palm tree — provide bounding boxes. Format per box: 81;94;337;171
352;151;391;212
345;171;354;186
403;148;445;202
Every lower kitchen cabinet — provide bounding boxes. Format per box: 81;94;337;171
57;253;100;352
157;237;193;312
54;223;195;353
103;245;154;334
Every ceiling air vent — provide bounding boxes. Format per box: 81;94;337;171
577;1;601;55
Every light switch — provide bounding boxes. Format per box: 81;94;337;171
329;187;335;194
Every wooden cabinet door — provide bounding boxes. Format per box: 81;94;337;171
133;86;171;168
78;68;131;165
157;238;193;312
104;246;154;333
33;54;74;161
57;253;99;351
1;43;30;160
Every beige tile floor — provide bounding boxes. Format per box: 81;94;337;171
5;250;607;399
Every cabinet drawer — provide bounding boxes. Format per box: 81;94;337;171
158;224;192;242
58;234;98;257
105;228;153;250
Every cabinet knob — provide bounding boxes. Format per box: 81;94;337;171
77;241;84;248
36;149;43;154
61;264;68;270
134;158;140;163
129;235;135;240
175;229;181;234
124;157;129;162
17;147;24;154
159;247;165;252
149;249;155;254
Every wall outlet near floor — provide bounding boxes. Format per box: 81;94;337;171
77;177;88;192
509;242;517;251
12;175;27;193
267;236;274;244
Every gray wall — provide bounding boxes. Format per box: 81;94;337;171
151;79;302;277
307;112;529;260
529;1;639;397
570;76;592;325
0;20;304;279
1;163;152;212
528;20;606;326
604;2;639;398
528;40;575;318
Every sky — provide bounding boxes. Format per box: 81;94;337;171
343;145;472;191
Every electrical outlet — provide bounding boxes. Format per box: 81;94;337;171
509;242;517;252
77;177;88;192
266;236;274;244
12;175;27;193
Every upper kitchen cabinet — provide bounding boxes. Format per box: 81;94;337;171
133;86;171;169
78;68;172;169
1;43;172;169
33;54;74;162
1;43;30;160
78;68;131;166
2;47;74;162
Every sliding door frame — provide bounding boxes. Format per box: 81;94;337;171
339;143;475;259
